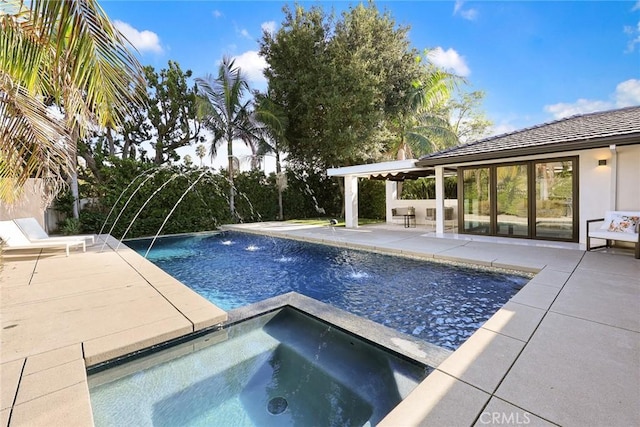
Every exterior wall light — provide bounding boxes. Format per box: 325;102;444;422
598;159;607;166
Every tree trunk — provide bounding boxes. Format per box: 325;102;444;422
70;125;80;219
79;149;102;183
276;152;283;220
106;127;115;156
122;137;131;160
228;138;235;218
154;145;164;165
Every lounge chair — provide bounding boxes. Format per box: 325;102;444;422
13;217;95;245
0;220;85;256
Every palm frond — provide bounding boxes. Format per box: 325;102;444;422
0;73;71;203
0;0;145;204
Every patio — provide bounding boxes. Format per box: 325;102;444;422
1;223;638;426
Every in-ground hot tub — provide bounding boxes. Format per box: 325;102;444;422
88;307;432;426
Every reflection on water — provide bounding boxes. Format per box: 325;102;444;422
89;309;427;427
127;231;530;351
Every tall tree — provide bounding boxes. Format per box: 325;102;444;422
386;56;459;160
446;90;492;143
254;90;289;220
195;144;207;167
0;0;144;205
195;57;253;217
260;3;424;170
145;61;203;165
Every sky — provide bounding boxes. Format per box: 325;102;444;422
100;0;640;171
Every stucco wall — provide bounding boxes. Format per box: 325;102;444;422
0;179;46;228
578;144;640;244
381;143;639;244
616;144;640;210
385;181;457;226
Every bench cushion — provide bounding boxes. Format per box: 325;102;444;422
588;230;639;243
392;207;414;216
600;211;640;233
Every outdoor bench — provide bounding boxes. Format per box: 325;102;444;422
391;207;416;228
586;210;640;259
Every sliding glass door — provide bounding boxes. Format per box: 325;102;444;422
458;158;577;241
534;160;574;240
496;164;529;237
462;168;490;234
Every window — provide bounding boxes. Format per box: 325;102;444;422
462;168;490;234
496;164;529;237
534;160;574;240
458;157;577;241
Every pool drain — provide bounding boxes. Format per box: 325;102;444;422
267;397;288;415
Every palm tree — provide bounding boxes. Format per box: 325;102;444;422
195;57;252;217
254;91;288;220
195;144;207;167
0;0;144;206
388;61;459;160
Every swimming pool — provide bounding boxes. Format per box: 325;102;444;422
89;307;430;426
126;231;529;350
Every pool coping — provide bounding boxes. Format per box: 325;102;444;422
1;223;638;426
228;292;453;368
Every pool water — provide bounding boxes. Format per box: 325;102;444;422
126;232;529;350
89;308;429;426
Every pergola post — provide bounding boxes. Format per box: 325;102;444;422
435;166;445;234
345;175;359;228
385;180;396;222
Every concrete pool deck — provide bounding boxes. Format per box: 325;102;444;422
1;223;639;426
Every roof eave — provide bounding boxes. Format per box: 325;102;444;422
416;133;640;167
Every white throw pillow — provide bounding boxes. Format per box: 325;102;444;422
607;215;640;233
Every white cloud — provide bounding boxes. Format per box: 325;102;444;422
233;23;252;40
624;20;640;52
114;20;163;54
632;1;640;11
233;50;267;84
453;1;478;21
544;99;612;119
615;78;640;106
543;79;640;119
428;47;470;77
212;10;222;18
261;21;277;36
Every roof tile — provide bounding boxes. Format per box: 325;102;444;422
418;106;640;163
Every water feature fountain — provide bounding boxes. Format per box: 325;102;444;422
97;165;268;258
98;168;161;251
142;170;211;258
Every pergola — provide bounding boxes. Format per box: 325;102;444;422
327;159;452;233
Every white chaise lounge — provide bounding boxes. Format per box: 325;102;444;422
0;221;85;256
14;217;95;245
586;211;640;259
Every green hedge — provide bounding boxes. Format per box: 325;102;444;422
77;161;348;238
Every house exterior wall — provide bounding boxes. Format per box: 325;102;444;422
385;181;457;225
578;144;640;245
0;179;46;229
382;143;638;244
616;144;640;211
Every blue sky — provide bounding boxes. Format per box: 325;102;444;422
100;0;640;168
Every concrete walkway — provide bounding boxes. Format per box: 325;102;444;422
1;236;226;426
1;223;638;426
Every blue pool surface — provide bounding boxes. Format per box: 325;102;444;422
89;308;429;426
127;232;530;350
